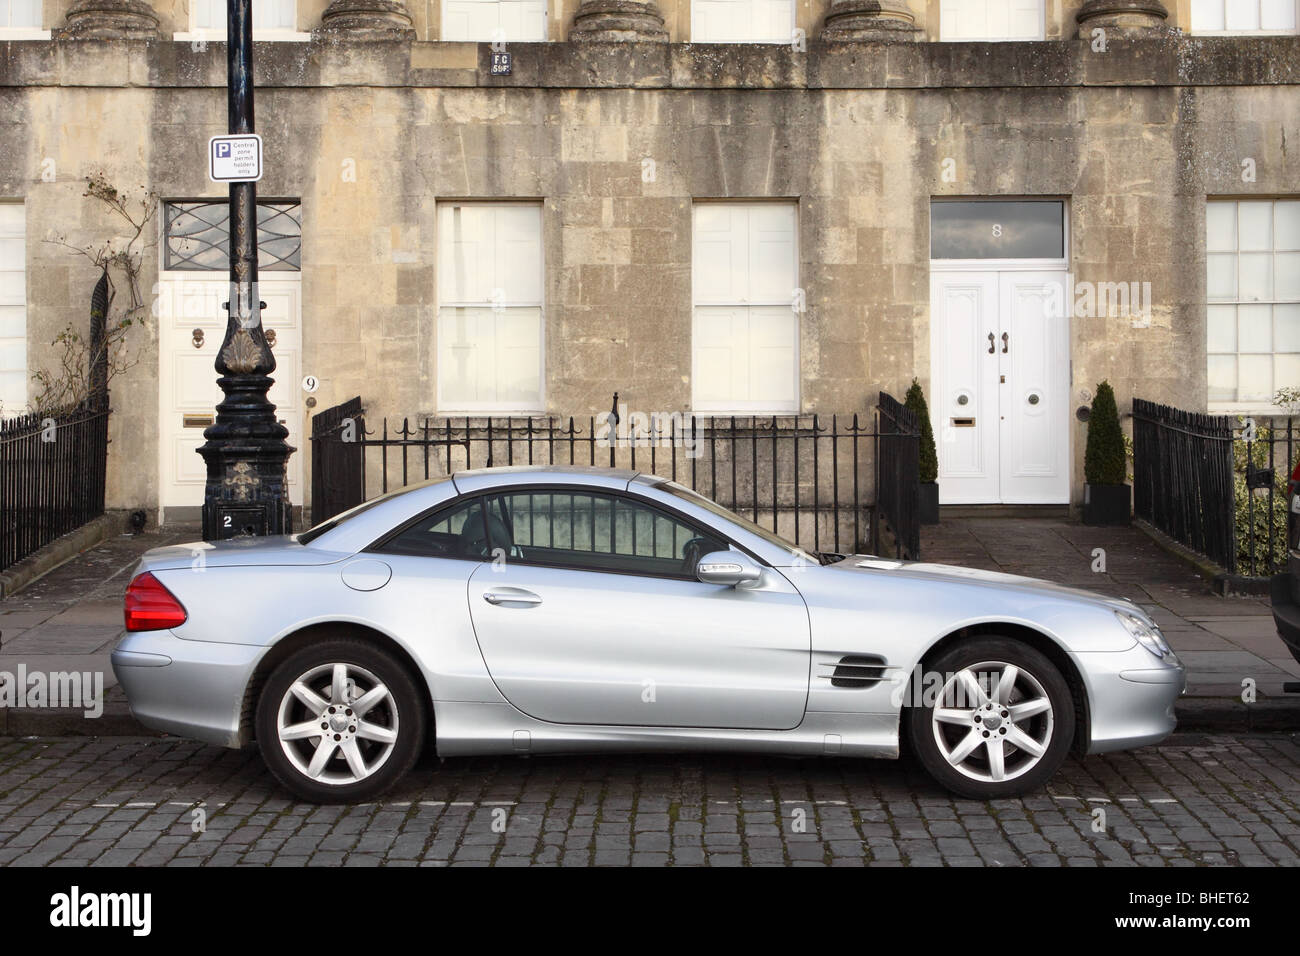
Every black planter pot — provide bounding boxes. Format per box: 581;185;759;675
919;482;940;525
1082;483;1130;526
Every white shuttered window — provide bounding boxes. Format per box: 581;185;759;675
0;204;27;415
693;203;798;413
191;0;297;33
691;0;795;43
0;0;41;29
939;0;1044;40
1191;0;1298;34
442;0;548;41
437;203;544;413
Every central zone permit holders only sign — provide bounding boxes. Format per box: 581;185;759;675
209;134;264;183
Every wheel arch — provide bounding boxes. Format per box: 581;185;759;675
907;622;1091;755
237;621;436;750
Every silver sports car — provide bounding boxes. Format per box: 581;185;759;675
113;466;1185;803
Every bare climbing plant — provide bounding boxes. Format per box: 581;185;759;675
33;173;157;414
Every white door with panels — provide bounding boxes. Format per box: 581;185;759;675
157;277;303;522
930;270;1069;504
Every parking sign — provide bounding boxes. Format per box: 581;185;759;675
209;134;263;183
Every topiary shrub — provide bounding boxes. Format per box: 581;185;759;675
905;377;939;484
1084;380;1126;486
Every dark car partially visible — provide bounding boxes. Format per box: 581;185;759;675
1270;458;1300;665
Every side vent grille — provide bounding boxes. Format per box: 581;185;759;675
828;655;888;688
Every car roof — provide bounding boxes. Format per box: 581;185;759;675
451;464;641;494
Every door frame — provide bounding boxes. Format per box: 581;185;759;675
929;257;1071;505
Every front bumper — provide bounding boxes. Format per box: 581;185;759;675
111;630;265;748
1081;642;1186;755
1271;571;1300;656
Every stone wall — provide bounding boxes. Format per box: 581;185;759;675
1;33;1297;513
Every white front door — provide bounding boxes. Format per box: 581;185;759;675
930;269;1069;504
157;275;303;522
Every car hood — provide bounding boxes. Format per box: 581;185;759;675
133;535;350;573
830;556;1146;615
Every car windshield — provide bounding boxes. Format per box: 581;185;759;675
297;476;454;545
653;480;824;564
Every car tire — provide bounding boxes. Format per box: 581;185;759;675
255;638;426;803
905;637;1075;800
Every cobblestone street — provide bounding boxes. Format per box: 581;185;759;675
1;733;1299;867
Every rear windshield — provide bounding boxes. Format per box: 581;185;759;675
298;476;454;545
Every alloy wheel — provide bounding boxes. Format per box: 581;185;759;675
276;662;400;786
930;661;1054;784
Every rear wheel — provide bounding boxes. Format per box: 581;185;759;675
255;638;425;803
906;637;1075;800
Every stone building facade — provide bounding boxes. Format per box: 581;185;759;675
1;0;1297;519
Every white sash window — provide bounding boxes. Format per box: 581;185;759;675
1207;199;1300;408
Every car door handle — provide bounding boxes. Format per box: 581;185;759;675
482;589;542;607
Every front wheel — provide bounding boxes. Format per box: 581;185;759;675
906;638;1075;800
255;638;426;803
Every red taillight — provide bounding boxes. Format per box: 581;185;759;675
124;572;188;632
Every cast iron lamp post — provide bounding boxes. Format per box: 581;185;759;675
198;0;294;540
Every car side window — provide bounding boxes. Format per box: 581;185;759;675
375;497;492;559
484;491;727;578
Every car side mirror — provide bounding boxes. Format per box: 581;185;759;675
696;550;763;588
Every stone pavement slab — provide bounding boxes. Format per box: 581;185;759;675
0;526;197;730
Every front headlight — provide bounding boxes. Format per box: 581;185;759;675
1116;610;1173;659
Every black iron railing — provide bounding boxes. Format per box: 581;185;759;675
876;391;921;560
0;406;111;573
1232;413;1298;577
1132;399;1237;573
1133;398;1300;578
309;395;921;558
310;395;364;526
